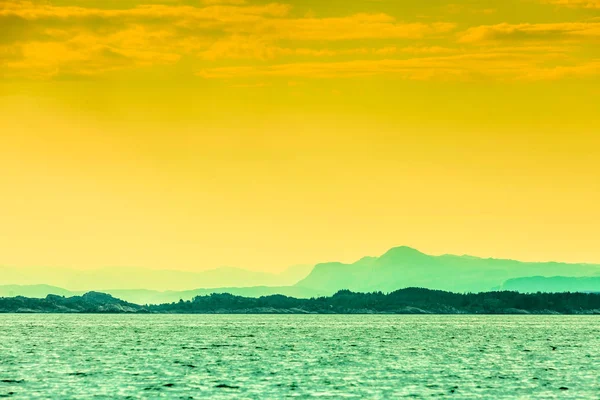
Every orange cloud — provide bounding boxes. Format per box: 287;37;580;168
0;1;458;78
541;0;600;8
202;0;247;4
0;0;596;82
255;15;456;41
458;22;600;43
519;60;600;80
196;51;594;81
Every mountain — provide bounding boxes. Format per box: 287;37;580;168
0;264;313;291
0;284;74;298
296;246;600;294
3;247;600;298
501;276;600;293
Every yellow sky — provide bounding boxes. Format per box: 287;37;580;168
1;0;599;271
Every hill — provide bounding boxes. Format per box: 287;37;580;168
0;292;144;313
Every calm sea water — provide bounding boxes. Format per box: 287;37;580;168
0;315;598;398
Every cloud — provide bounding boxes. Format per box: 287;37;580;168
0;2;450;41
0;0;459;78
442;4;497;15
202;0;247;4
519;60;600;80
0;1;290;20
458;22;600;43
0;0;597;82
541;0;600;8
199;36;365;61
254;15;456;41
196;51;596;81
199;37;456;61
1;38;181;79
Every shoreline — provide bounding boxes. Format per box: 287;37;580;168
2;288;600;315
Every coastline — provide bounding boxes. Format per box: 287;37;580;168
2;288;599;315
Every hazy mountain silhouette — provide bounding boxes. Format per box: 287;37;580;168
501;276;600;293
296;246;600;294
0;264;313;291
0;284;74;298
2;246;600;298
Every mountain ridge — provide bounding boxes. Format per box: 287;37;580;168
501;276;600;293
0;264;313;291
2;246;600;299
296;246;600;294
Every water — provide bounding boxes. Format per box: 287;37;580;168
0;315;598;399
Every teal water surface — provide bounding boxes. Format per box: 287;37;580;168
1;315;598;398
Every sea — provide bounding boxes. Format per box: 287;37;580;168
0;315;598;398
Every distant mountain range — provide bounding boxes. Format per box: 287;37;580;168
501;276;600;293
0;264;313;291
1;246;600;303
295;246;600;294
0;284;75;299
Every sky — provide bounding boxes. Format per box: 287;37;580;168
1;0;599;272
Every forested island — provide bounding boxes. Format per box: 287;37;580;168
1;288;600;314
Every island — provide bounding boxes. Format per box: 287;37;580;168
1;288;600;314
